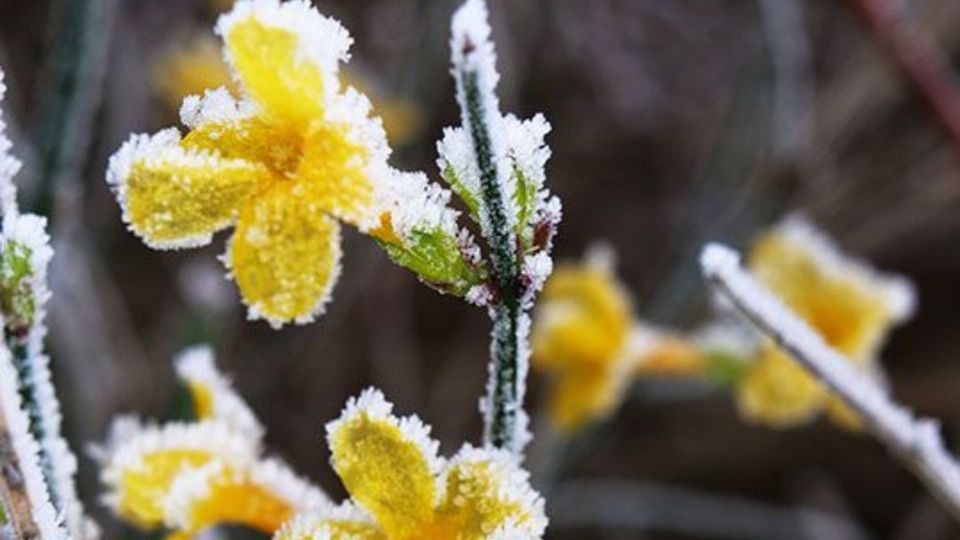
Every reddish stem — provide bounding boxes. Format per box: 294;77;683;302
844;0;960;155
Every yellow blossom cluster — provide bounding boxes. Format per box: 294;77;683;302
98;349;547;539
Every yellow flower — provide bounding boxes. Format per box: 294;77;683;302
277;388;547;540
153;33;240;113
531;247;638;432
108;0;392;327
737;216;915;427
97;348;327;537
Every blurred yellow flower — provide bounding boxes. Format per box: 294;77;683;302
278;388;547;540
531;247;635;431
108;0;393;327
152;31;421;147
737;216;915;428
153;33;240;113
533;247;714;432
97;347;326;537
532;247;704;432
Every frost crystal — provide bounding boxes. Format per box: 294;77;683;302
0;66;91;540
444;0;559;456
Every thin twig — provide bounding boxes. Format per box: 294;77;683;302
451;0;526;454
841;0;960;159
0;410;40;540
700;244;960;522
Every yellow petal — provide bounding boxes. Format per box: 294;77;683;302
273;509;386;540
174;346;264;440
547;362;628;432
326;388;439;538
295;101;385;229
180;92;304;175
108;129;266;250
825;396;864;431
749;216;913;361
736;344;826;427
165;459;327;536
228;181;342;327
98;420;258;529
434;446;547;540
218;2;349;129
533;258;632;371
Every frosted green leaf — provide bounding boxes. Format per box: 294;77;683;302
0;240;36;330
440;160;481;221
377;226;487;297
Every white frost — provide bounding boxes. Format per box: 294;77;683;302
700;243;960;512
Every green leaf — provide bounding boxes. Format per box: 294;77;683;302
440;161;481;222
0;241;36;330
377;226;487;296
512;164;537;247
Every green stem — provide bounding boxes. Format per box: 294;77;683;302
460;64;523;452
7;336;58;513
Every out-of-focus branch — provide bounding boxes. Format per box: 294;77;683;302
758;0;815;163
701;244;960;522
841;0;960;158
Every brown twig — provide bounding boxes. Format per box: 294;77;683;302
842;0;960;158
0;410;40;540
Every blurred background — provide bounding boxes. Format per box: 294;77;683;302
3;0;960;538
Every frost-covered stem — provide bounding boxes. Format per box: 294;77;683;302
0;410;41;540
465;66;522;451
6;338;56;512
454;10;523;452
700;244;960;521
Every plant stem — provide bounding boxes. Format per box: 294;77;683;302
701;244;960;522
0;408;41;540
7;338;57;513
459;55;523;453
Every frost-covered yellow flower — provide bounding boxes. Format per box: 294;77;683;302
97;347;327;537
276;388;547;540
532;247;688;432
108;0;393;327
737;216;915;427
99;351;546;539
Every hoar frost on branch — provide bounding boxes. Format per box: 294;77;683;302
440;0;561;456
700;243;960;521
0;67;94;540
